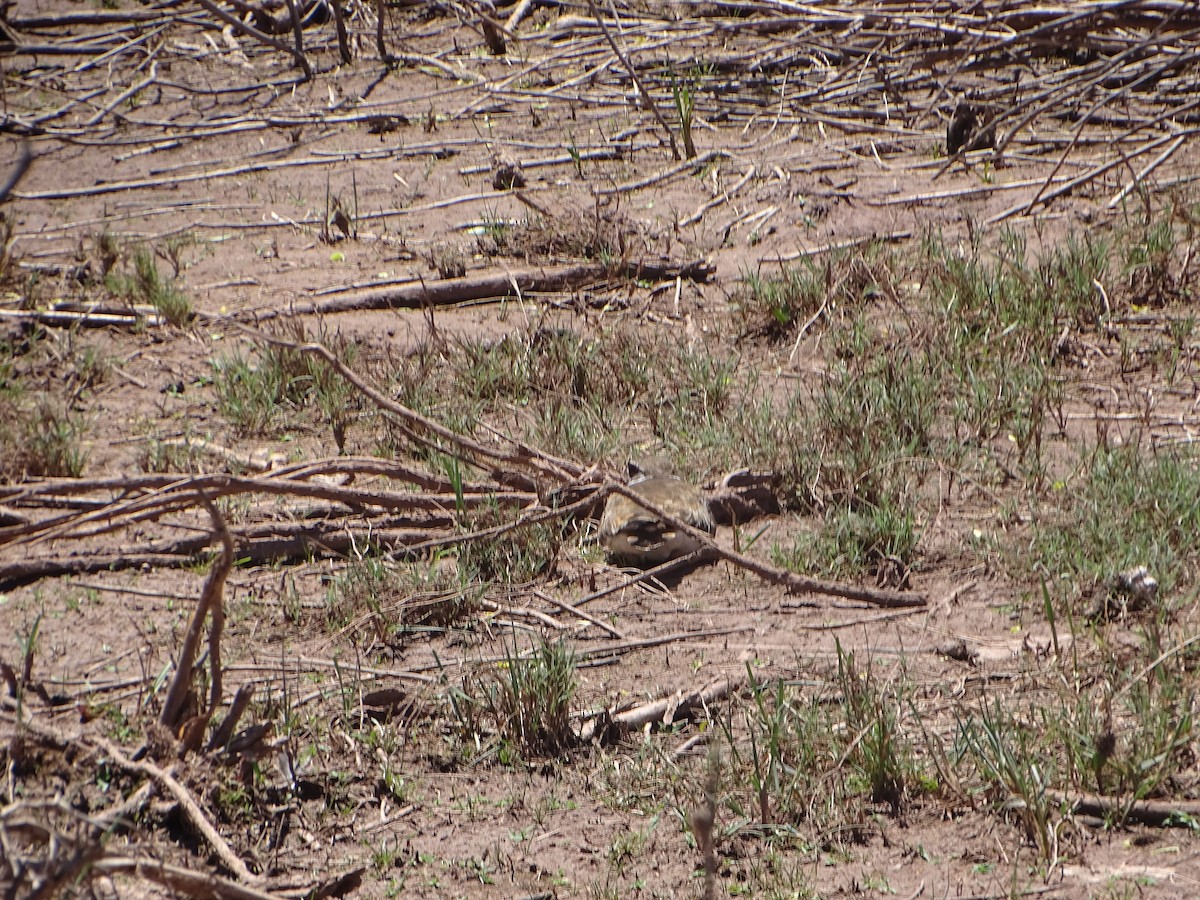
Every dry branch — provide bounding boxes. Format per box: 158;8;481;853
0;526;433;587
601;482;927;609
240;259;714;320
585;0;679;160
241;330;590;487
0;308;166;329
579;675;742;742
0;142;31;202
194;0;312;77
93;737;257;882
1046;789;1200;828
0;468;533;546
92;857;280;899
208;681;256;752
160;500;233;742
0;457;514;504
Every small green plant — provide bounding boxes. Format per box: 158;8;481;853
1029;444;1200;605
672;75;696;159
210;351;286;436
210;332;359;440
452;636;578;761
0;399;89;479
456;499;561;585
774;498;920;584
106;245;193;326
810;349;938;509
16;612;43;697
138;437;200;474
326;551;480;645
1123;215;1176;304
738;263;826;338
607;818;655;872
567;137;583;178
835;644;910;812
957;699;1058;863
430;243;466;279
65;343;111;401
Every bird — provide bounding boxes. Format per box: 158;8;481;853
598;458;716;567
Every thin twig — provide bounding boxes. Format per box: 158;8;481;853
91;737;257;882
194;0;312;77
585;0;680;160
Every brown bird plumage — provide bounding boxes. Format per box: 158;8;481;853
599;459;715;567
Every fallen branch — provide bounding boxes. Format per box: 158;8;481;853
585;0;680;160
601;483;928;609
0;456;515;505
92;857;281;899
419;626;752;672
160;500;233;747
989;128;1200;224
579;676;743;742
595;150;732;196
0;525;435;588
530;588;624;638
240;330;591;487
0;308;165;328
237;259;714;320
0;141;32;202
1047;789;1200;828
194;0;312;78
2;470;532;546
679;164;756;228
92;737;256;882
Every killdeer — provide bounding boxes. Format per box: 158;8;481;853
598;458;716;566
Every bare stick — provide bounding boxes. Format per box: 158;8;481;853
602;483;927;608
375;0;391;63
680;164;755;228
1107;133;1187;209
4;472;534;547
504;0;536;32
572;552;706;608
92;856;277;898
159;501;233;736
194;0;311;77
419;625;751;673
203;503;233;747
234;259;713;320
0;142;31;202
1046;789;1200;828
595;150;731;196
988;129;1196;224
207;681;255;752
0;308;165;328
579;676;741;742
530;588;624;638
282;0;312;80
331;0;351;63
585;0;679;160
92;737;257;882
2;457;517;503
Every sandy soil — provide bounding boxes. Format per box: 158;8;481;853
5;1;1200;897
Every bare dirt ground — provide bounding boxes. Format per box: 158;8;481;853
6;1;1200;898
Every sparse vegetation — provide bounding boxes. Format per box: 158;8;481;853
450;636;578;762
105;244;193;326
0;398;89;479
14;6;1200;897
210;327;360;440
